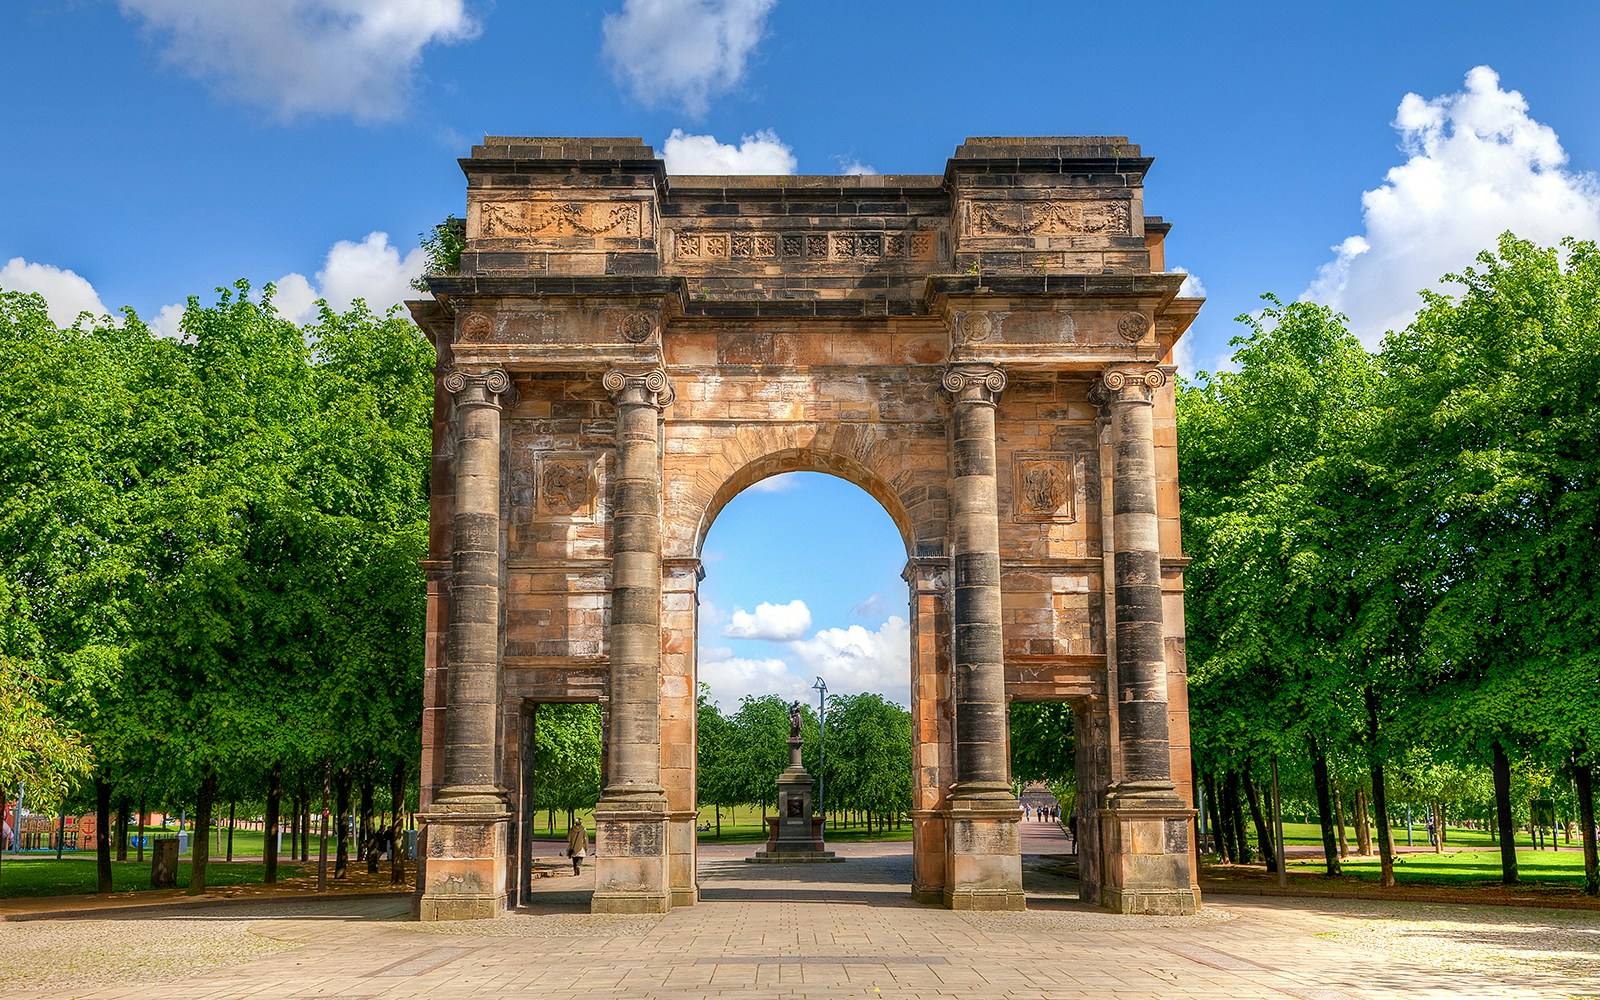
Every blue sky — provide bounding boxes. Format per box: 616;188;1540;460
5;1;1598;706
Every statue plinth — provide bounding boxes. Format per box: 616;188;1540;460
746;737;841;863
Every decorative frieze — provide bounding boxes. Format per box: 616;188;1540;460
672;227;940;263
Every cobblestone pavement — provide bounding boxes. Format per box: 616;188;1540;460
6;835;1598;1000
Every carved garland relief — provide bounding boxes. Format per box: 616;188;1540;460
477;200;649;240
964;200;1131;238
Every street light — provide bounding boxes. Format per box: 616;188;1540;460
812;676;828;826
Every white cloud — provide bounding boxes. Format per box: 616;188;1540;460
1169;265;1206;299
1166;267;1209;380
661;129;797;174
273;232;425;324
0;258;111;326
602;0;776;117
147;302;187;340
117;0;480;122
850;593;887;619
1305;65;1600;345
745;472;800;494
838;158;877;176
724;599;811;641
789;616;910;705
697;652;800;703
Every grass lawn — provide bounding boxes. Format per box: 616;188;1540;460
1274;820;1528;850
1288;848;1592;889
0;857;307;899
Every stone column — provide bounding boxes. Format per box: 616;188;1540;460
1095;365;1196;914
419;367;513;921
592;368;673;915
939;364;1023;911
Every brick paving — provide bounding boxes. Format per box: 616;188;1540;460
6;826;1597;1000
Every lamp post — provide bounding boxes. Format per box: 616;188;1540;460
812;677;828;827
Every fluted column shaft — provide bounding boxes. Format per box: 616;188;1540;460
441;368;511;796
942;365;1011;794
603;369;674;795
1100;367;1173;788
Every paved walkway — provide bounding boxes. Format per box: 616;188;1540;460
4;831;1597;999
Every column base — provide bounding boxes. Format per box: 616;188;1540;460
909;808;946;904
592;789;670;914
1098;782;1198;915
666;808;699;908
417;788;511;921
943;785;1025;911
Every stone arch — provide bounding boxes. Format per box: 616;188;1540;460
413;135;1203;922
661;422;948;563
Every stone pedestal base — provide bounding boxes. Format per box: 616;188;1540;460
943;788;1025;911
910;809;947;904
1099;784;1198;915
746;737;837;865
666;809;699;908
591;792;670;914
417;791;511;921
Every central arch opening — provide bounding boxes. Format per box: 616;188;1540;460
693;469;917;901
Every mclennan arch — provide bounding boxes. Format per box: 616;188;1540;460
409;136;1203;919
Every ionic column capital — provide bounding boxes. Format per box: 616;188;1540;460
603;368;675;409
941;364;1006;407
1091;366;1168;407
443;368;512;408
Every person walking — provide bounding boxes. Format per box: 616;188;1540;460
566;819;589;876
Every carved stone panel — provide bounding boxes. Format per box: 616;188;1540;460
1013;453;1076;523
964;199;1131;238
475;198;652;243
536;454;597;521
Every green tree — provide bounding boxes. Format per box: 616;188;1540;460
531;704;603;831
1379;235;1600;891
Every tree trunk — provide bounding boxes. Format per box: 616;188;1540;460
1433;799;1444;854
265;762;282;884
94;774;114;894
188;771;216;895
1575;761;1597;897
1492;739;1519;885
1354;787;1372;856
1333;784;1349;858
115;797;130;862
226;800;235;862
359;767;374;864
390;758;406;886
1439;802;1447;848
317;764;331;892
1309;736;1341;876
1218;773;1239;862
302;794;311;862
1242;768;1277;872
334;766;352;879
1364;687;1394;888
1203;770;1225;858
1221;772;1247;863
